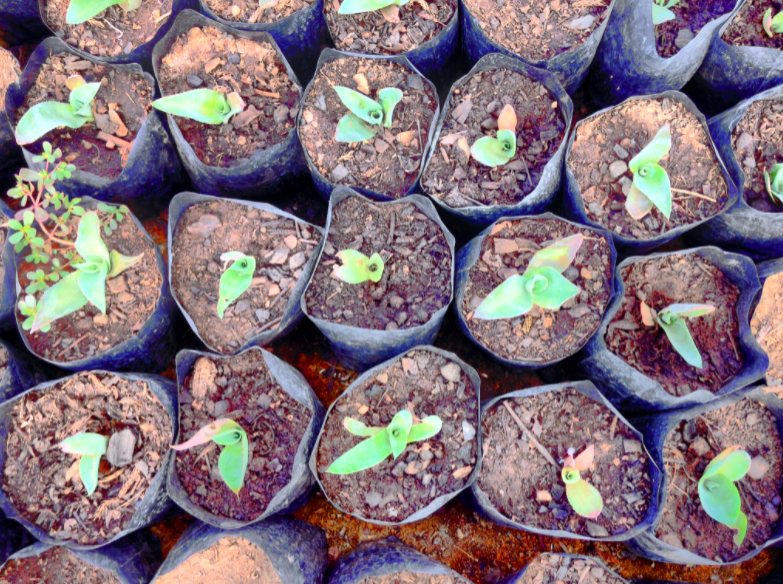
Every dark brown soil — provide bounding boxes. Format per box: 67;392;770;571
171;199;321;353
461;217;612;364
731;99;783;213
17;207;161;364
654;397;783;562
654;0;735;58
205;0;312;24
157;26;300;169
479;388;652;537
1;372;172;546
299;56;438;198
0;229;6;288
0;546;122;584
43;0;174;58
304;195;452;330
513;554;627;584
175;350;312;521
421;68;566;208
16;52;152;180
462;0;610;61
357;573;470;584
325;0;456;55
0;48;20;110
724;0;783;50
568;97;729;240
315;349;478;522
605;254;744;396
0;344;8;382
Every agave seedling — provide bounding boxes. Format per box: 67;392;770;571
66;0;141;24
217;251;256;318
698;445;751;547
473;233;583;320
327;410;443;474
561;444;603;519
333;86;404;143
763;8;783;36
59;432;109;496
172;419;249;495
333;249;385;284
470;104;517;168
640;301;715;368
338;0;411;22
764;163;783;204
651;0;682;24
152;89;246;125
15;75;101;145
625;124;672;221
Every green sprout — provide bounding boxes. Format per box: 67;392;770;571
172;419;249;496
651;0;682;24
326;410;443;474
332;249;384;284
17;295;49;333
15;75;101;145
217;252;256;319
470;104;517;168
763;8;783;36
333;86;403;143
66;0;141;24
152;89;246;125
698;445;751;547
59;432;109;496
640;301;715;368
625;125;672;221
338;0;411;22
474;234;583;320
561;444;603;519
764;163;783;204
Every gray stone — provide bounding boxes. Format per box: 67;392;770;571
567;14;595;29
389;295;405;309
682;419;698;442
619;176;633;196
441;362;462;383
661;532;683;549
552;508;569;521
609;160;628;179
213;400;229;416
267;458;282;472
551;483;565;501
420;450;434;461
256;309;270;323
228;53;241;64
258;394;272;408
187;75;204;87
736;132;754;151
331;164;350;182
462;420;476;442
748;456;770;479
623;439;643;454
407;74;424;91
106;429;136;467
392;461;407;477
744;156;757;168
622;492;643;504
365;491;383;508
186;214;220;238
564;266;580;281
675;28;695;49
747;413;758;426
689;437;711;456
586;521;609;537
273;105;289;125
568;305;592;318
587;202;604;216
234;300;250;314
613;144;629;159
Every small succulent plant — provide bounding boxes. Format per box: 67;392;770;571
217;252;256;318
15;75;101;145
625;124;672;221
763;8;783;36
561;444;603;519
651;0;682;24
338;0;411;23
474;234;583;320
59;432;109;496
66;0;141;24
640;301;715;368
698;445;751;547
764;163;783;204
470;104;517;168
172;419;249;495
152;89;246;125
327;410;443;474
333;249;385;284
333;86;403;143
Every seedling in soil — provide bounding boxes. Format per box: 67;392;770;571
698;445;751;547
333;249;385;284
327;410;443;474
764;163;783;204
763;8;783;36
59;432;109;496
66;0;141;24
4;144;141;333
474;233;583;320
561;444;603;519
470;104;517;168
333;86;403;143
15;75;101;145
172;419;249;495
152;89;246;125
640;301;715;368
651;0;682;24
217;251;256;318
338;0;411;23
626;125;672;221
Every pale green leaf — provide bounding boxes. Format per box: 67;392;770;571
659;303;715;322
632;163;672;219
388;410;413;459
651;3;676;25
526;234;583;273
657;314;703;368
335;113;378;143
152;89;235;125
217;253;255;318
629;125;671;171
378;87;403;127
69;82;101;117
75;211;110;266
66;0;124;24
107;250;144;278
59;432;108;456
344;417;384;437
338;0;396;13
218;433;248;495
406;415;443;442
334;250;384;284
527;266;580;310
78;262;108;314
80;454;101;496
764;163;783;204
15;102;90;145
31;271;89;332
470;130;516;167
326;429;393;474
698;474;741;528
701;446;751;482
333;86;384;126
117;0;142;12
211;420;245;446
172;419;238;451
731;510;748;547
565;477;603;519
473;274;533;320
625;181;655;220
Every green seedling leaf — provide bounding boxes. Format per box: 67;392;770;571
651;3;676;24
561;446;602;518
152;89;246;125
470;130;517;167
525;266;579;310
701;445;751;482
69;82;101;117
626;125;672;219
378;87;403;127
629;125;671;172
334;250;384;284
80;454;101;495
474;274;533;320
335;113;379;142
31;270;88;332
632;163;672;219
657;303;715;368
333;86;384;126
344;417;384;437
338;0;408;14
764;8;783;36
625;182;655;220
66;0;137;23
698;473;745;545
764;163;783;204
217;252;255;318
16;101;93;146
527;233;584;273
387;410;413;458
59;432;108;496
406;415;443;443
107;250;144;278
327;428;393;474
659;303;716;322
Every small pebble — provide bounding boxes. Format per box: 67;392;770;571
187;75;204;87
228;53;241;64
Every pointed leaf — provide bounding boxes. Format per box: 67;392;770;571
388;410;413;458
406;415;443;443
773;11;783;33
380;4;400;22
701;446;751;482
573;444;595;472
378;87;403;127
658;313;703;368
334;250;384;283
326;430;392;474
625;181;655;220
344;417;384;437
527;266;580;310
78;262;108;314
76;211;110;266
497;104;517;132
15;102;91;145
31;271;89;332
218;433;248;494
698;474;741;528
764;7;775;36
117;0;142;11
470;131;516;167
629;125;671;172
527;234;584;273
69;82;101;117
659;303;715;321
152;89;233;125
211;420;245;446
66;0;123;23
566;478;604;519
335;113;378;143
217;254;255;318
731;510;748;547
172;419;237;451
473;274;533;320
640;301;657;327
220;251;246;263
59;432;108;456
632;163;672;219
651;3;676;24
333;86;384;125
107;250;144;278
80;454;101;495
338;0;396;14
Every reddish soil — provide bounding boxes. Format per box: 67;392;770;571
0;546;121;583
752;270;783;390
654;0;735;58
358;573;470;584
724;0;783;50
514;554;627;584
0;344;8;382
0;48;20;110
205;0;311;23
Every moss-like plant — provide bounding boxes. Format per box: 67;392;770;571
172;419;249;496
59;432;109;496
763;8;783;36
561;444;603;519
474;234;583;320
327;410;443;474
626;124;672;220
333;86;403;143
152;89;246;125
470;104;517;168
66;0;141;24
640;301;715;368
764;163;783;204
338;0;411;22
698;446;751;547
217;252;256;318
333;249;384;284
651;0;682;24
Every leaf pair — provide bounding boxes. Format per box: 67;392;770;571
333;86;403;143
333;249;385;284
625;125;672;221
763;8;783;37
59;432;109;496
66;0;142;24
474;233;583;320
217;251;256;318
470;104;518;168
640;302;715;368
172;419;249;495
561;444;603;519
651;0;682;24
698;446;751;547
152;89;246;125
764;163;783;205
16;76;102;145
338;0;411;22
327;410;443;474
